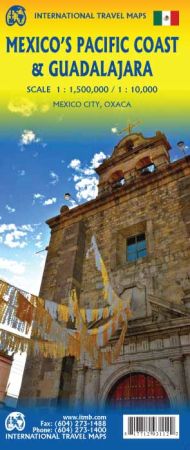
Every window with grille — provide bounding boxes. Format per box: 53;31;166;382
126;233;147;262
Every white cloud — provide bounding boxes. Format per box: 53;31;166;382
43;197;57;206
82;167;95;176
68;151;107;203
4;231;27;249
0;223;35;249
32;193;45;205
21;224;34;232
73;174;81;182
75;177;98;201
111;127;118;134
35;232;43;249
5;205;16;214
0;224;17;233
20;130;40;147
50;171;59;185
33;193;44;200
19;130;47;153
8;99;37;117
0;258;26;275
91;152;106;169
8;99;50;117
35;233;42;241
68;159;81;170
0;223;34;234
33;193;57;207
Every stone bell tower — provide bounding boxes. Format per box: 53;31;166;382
20;130;190;407
96;131;170;195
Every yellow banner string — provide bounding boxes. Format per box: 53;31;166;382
0;259;131;367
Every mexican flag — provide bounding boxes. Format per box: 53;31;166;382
153;11;179;26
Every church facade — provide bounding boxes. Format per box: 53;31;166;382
20;131;190;407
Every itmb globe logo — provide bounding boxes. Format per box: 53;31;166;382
6;5;26;26
5;412;25;432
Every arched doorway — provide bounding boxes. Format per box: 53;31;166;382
107;372;170;407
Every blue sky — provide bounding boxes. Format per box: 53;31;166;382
0;120;112;294
0;113;189;295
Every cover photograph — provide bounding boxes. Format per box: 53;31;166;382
0;0;189;449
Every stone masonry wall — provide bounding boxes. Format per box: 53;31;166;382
80;168;190;310
19;158;190;403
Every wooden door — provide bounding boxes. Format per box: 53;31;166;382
108;373;169;407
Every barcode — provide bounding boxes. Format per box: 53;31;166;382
123;415;179;439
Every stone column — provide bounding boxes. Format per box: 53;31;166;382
75;367;85;405
170;357;188;404
84;368;101;405
20;219;86;403
92;368;101;403
183;354;190;402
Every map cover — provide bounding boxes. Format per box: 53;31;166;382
0;1;189;449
